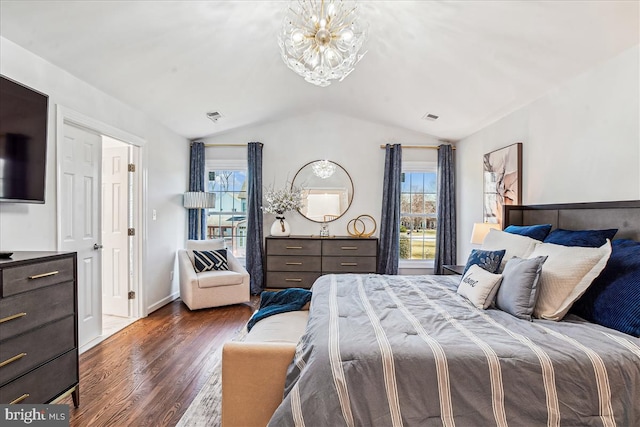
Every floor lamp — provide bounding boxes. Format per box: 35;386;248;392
184;191;216;240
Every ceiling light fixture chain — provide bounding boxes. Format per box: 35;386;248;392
278;0;368;87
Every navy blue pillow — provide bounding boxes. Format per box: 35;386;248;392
504;224;552;241
462;249;506;275
544;228;617;247
570;239;640;337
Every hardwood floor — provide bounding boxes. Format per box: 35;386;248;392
61;298;258;427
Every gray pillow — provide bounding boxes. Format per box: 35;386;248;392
495;256;548;320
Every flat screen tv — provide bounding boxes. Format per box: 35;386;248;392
0;75;49;203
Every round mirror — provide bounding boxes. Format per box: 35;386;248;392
292;160;354;223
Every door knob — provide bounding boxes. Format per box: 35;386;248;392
93;244;103;250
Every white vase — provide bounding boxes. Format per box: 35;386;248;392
271;216;291;236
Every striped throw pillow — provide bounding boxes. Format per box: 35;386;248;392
193;249;228;272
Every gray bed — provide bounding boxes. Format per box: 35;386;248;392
268;201;640;427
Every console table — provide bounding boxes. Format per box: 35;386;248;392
266;236;378;289
0;251;79;406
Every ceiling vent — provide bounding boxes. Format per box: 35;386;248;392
206;111;223;123
422;113;439;121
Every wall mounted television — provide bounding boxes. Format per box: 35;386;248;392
0;75;49;203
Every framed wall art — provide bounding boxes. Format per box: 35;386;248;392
483;142;522;224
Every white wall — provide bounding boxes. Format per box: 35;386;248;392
200;111;440;246
457;45;640;261
0;37;189;313
5;39;632;296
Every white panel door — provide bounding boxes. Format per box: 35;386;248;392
60;122;102;348
102;143;130;317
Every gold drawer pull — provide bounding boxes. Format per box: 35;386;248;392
10;393;30;404
28;270;59;280
0;312;27;324
0;353;27;369
285;262;303;265
341;262;358;266
285;278;303;282
285;246;303;249
341;246;359;250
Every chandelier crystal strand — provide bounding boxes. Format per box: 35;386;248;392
278;0;368;87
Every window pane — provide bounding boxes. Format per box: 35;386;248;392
399;171;437;261
400;194;411;213
409;172;425;193
424;173;437;193
413;193;425;214
401;172;410;192
206;168;248;258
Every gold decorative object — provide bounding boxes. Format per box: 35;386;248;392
347;214;377;238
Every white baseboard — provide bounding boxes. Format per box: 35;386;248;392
147;291;180;314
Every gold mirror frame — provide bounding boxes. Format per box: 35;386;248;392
292;160;354;223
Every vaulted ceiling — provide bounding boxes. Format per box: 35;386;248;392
1;1;638;141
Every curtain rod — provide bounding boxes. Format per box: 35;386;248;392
202;143;247;147
379;144;456;150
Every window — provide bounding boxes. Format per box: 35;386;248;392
400;163;437;264
205;160;247;258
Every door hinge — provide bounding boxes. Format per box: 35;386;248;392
128;228;135;236
128;163;136;172
128;291;136;300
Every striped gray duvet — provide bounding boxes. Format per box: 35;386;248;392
268;274;640;427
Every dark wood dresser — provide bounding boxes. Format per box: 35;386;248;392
0;251;79;406
265;236;378;289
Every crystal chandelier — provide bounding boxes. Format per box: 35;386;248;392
278;0;368;87
312;160;336;179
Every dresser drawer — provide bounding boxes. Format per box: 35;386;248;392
266;272;321;289
267;239;322;256
0;316;75;386
0;282;74;341
322;239;377;257
322;256;377;273
2;257;74;298
0;349;78;404
266;256;321;272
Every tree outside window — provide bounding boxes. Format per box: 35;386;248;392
400;171;437;261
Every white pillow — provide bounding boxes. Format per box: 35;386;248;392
482;229;540;272
530;241;612;321
457;264;503;309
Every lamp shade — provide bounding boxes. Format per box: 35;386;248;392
470;222;501;244
183;191;216;209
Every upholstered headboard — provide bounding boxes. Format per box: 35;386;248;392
503;200;640;241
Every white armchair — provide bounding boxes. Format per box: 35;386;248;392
178;239;250;310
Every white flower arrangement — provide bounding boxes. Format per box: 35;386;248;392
262;185;305;216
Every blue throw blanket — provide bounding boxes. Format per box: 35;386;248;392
247;288;312;331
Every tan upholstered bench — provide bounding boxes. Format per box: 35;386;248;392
221;310;309;427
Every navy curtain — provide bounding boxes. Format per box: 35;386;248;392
246;142;265;294
377;144;402;275
434;144;457;274
188;141;206;240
